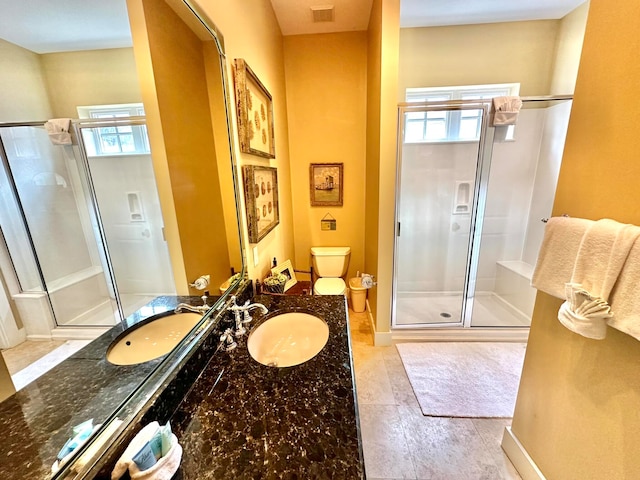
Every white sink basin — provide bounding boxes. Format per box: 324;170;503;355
247;312;329;368
107;312;203;365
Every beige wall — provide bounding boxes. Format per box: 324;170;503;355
283;32;367;280
197;0;294;283
550;1;590;94
511;0;640;478
40;48;141;118
0;39;52;122
366;0;400;339
398;20;560;99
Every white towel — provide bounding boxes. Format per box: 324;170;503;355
570;219;640;300
491;96;522;126
531;216;593;299
558;219;640;339
129;436;182;480
111;422;182;480
607;236;640;341
44;118;72;145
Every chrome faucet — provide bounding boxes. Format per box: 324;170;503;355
174;291;211;314
227;295;268;336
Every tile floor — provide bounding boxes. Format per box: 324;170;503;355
349;308;522;479
2;339;90;390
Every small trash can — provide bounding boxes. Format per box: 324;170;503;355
349;277;367;313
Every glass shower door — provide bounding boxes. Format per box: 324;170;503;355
393;103;487;327
470;99;572;327
0;125;120;328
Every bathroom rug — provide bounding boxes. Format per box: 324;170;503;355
396;342;526;418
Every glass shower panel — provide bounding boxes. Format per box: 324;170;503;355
394;106;484;327
79;124;175;318
470;100;572;327
0;126;120;327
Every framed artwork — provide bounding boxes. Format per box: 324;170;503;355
242;165;279;243
233;58;275;159
309;163;343;206
272;259;297;292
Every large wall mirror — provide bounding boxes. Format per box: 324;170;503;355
0;0;245;477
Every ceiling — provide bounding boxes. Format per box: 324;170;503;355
0;0;587;53
271;0;587;35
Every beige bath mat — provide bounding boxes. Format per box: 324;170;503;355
396;342;526;418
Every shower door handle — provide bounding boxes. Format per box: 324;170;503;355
397;222;401;236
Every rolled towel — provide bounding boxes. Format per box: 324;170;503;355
558;300;609;340
128;437;182;480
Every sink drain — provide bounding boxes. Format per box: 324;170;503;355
440;312;452;318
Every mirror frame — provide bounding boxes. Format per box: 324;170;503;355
51;1;246;477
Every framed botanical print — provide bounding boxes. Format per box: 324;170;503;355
242;165;279;243
233;58;275;158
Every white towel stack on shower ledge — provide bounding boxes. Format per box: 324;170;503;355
532;216;640;340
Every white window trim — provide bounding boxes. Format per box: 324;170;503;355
77;103;150;156
404;83;520;144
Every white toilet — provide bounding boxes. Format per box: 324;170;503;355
311;246;351;295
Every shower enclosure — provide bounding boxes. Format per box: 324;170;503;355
392;96;573;332
0;118;175;346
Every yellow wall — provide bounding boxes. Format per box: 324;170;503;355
511;0;640;478
398;20;559;99
40;48;141;118
128;0;231;292
365;0;383;323
0;39;51;122
196;0;294;283
283;32;367;280
366;0;400;339
549;1;590;95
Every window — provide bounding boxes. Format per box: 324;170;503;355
404;83;519;143
77;104;150;156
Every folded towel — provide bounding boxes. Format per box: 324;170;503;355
44;118;72;145
532;216;593;299
491;96;522;126
570;219;640;300
607;236;640;341
558;219;640;340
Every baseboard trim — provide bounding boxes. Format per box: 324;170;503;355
365;299;392;346
50;327;109;341
392;327;529;342
501;426;546;480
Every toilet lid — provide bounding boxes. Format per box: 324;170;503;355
314;277;346;295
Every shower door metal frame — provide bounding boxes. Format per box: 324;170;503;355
392;100;492;329
0;120;128;327
392;95;574;332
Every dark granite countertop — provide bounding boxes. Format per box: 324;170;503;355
0;295;212;480
168;294;365;479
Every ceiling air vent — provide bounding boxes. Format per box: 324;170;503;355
311;5;335;23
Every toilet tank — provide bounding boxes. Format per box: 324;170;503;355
311;247;351;277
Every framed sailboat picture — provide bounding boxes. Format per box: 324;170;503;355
309;163;343;206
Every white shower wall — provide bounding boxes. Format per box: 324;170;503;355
397;106;568;300
88;154;175;296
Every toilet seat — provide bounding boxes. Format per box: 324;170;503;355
314;277;346;295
